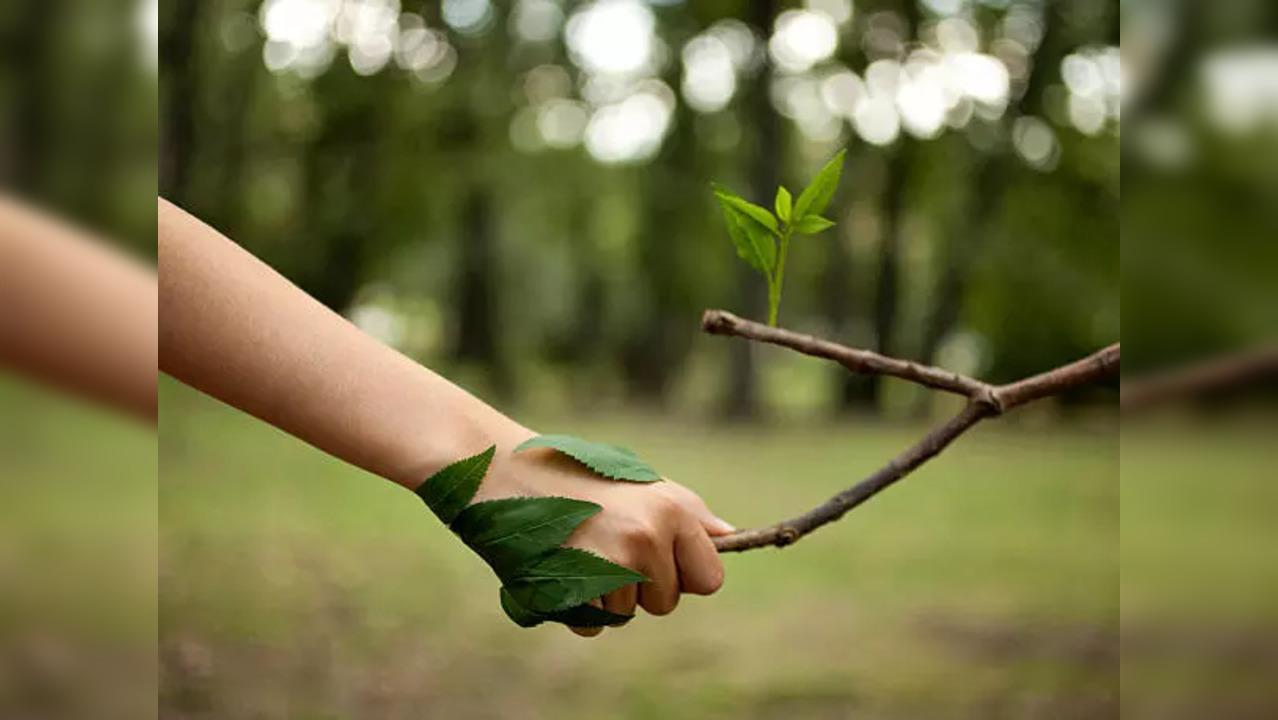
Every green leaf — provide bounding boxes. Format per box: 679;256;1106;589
503;547;647;613
793;150;846;222
775;186;792;223
547;602;633;628
452;497;601;573
418;437;661;629
793;215;836;235
500;588;633;628
718;199;776;276
500;587;545;627
714;189;779;234
414;445;494;525
515;434;662;482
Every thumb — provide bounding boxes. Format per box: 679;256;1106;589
666;482;736;536
693;507;736;537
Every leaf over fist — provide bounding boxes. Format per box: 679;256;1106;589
416;434;734;637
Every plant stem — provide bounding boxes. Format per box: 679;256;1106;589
767;229;792;326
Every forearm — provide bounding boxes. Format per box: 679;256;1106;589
157;198;528;488
0;196;157;422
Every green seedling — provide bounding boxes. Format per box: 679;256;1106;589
714;150;846;326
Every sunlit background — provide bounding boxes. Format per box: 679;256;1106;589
158;0;1129;420
153;2;1125;718
87;0;1278;718
0;0;1273;717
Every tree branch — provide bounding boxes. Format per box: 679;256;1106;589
700;309;1121;553
702;309;991;401
1121;343;1278;411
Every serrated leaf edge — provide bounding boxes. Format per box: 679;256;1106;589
514;435;662;482
414;445;495;524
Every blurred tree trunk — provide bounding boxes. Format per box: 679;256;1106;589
823;9;868;415
212;17;262;237
622;171;686;405
160;0;200;206
722;0;781;421
448;23;513;399
840;0;922;413
913;1;1066;415
621;55;701;406
5;0;60;192
453;187;507;393
566;194;606;405
842;140;916;411
299;79;373;315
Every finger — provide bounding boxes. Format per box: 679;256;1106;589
569;598;605;637
664;483;735;536
674;520;725;596
637;554;679;617
602;584;638;625
700;513;736;537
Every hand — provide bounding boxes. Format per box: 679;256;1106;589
478;435;734;637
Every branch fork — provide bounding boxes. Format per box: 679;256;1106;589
700;309;1121;553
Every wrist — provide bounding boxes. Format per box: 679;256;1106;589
383;399;534;491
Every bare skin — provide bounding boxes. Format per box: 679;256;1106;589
157;198;731;636
0;196;157;423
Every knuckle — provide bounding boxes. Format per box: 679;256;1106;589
652;492;681;516
622;521;660;550
665;483;701;505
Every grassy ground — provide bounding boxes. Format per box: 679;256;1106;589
0;377;156;719
159;383;1118;720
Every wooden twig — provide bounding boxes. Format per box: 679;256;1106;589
702;310;990;401
1120;343;1278;411
701;310;1120;553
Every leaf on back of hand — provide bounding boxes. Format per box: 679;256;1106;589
774;186;792;223
451;496;601;572
793;215;836;235
414;445;495;525
503;547;647;613
515;434;662;482
793;150;846;222
714;189;779;234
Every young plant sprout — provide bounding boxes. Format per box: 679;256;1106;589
714;150;846;326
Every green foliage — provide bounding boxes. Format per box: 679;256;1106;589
515;434;663;482
451;496;601;569
793;215;835;234
499;587;633;629
775;186;792;222
713;151;847;326
713;189;780;234
718;195;777;275
502;548;647;613
415;443;652;628
413;446;494;524
792;150;845;221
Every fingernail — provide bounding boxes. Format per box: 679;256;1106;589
713;516;736;533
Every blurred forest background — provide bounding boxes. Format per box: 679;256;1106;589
147;1;1271;719
2;0;1275;718
158;0;1128;419
0;0;156;249
151;1;1132;717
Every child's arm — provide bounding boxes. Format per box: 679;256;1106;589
0;196;157;423
157;198;731;635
